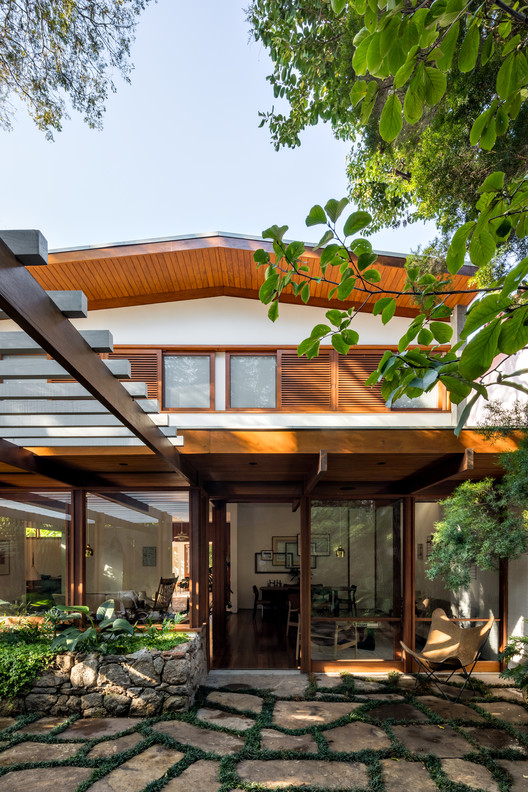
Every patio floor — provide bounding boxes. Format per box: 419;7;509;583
0;671;527;791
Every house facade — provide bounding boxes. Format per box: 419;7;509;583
0;232;524;673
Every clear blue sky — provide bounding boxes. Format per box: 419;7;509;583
0;1;436;254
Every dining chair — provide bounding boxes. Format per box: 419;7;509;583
252;585;272;618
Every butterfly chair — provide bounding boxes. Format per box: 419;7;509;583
400;608;494;702
134;576;178;623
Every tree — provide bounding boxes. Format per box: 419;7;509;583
249;0;528;431
0;0;151;137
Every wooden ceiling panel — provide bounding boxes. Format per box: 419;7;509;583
33;235;475;316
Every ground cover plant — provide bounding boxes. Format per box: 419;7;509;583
0;606;189;700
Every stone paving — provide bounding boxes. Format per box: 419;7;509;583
0;671;527;790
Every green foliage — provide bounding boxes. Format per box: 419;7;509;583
427;471;528;590
500;622;528;689
50;601;135;653
0;0;151;137
0;641;53;700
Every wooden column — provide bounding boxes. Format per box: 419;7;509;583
189;488;209;628
402;496;415;671
299;496;311;672
499;558;508;668
68;490;86;606
211;501;227;657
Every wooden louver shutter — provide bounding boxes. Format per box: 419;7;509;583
337;351;387;412
279;350;332;410
108;349;162;401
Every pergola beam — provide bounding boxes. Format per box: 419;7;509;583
399;450;475;495
0;236;192;483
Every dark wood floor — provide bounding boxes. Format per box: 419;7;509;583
212;608;299;669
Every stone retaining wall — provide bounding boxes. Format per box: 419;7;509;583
2;628;207;717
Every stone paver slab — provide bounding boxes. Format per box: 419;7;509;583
497;760;528;791
272;700;362;728
88;744;184;792
236;759;369;789
315;674;346;689
421;683;475;701
353;679;385;693
380;759;438;791
163;759;221;791
55;717;139;740
0;766;92;792
488;688;524;703
419;696;485;722
86;732;145;758
205;671;309;697
478;702;528;725
441;758;500;791
0;718;15;732
196;707;254;731
260;729;318;753
324;721;391;752
364;693;404;701
0;741;81;766
463;726;526;752
393;724;473;757
367;702;429;722
206;690;263;713
17;716;68;735
153;719;245;755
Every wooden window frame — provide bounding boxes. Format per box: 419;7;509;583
162;352;215;412
225;352;278;412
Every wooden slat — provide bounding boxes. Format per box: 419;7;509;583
279;351;332;410
337;352;386;411
108;349;161;400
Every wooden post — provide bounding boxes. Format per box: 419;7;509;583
499;558;508;668
68;490;86;606
299;496;311;672
402;496;415;671
189;488;209;629
211;501;227;661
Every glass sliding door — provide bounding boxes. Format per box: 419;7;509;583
309;499;403;664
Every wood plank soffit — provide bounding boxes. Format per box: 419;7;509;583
304;450;328;497
398;449;475;495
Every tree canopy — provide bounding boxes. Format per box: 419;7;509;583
0;0;150;137
249;0;528;431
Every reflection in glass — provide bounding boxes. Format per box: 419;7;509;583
230;356;276;408
164;355;211;408
310;499;402;660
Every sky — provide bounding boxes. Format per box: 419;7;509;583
0;1;437;255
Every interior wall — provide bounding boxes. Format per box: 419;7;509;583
236;503;300;610
508;553;528;642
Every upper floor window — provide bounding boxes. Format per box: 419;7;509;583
164;354;214;409
228;354;277;409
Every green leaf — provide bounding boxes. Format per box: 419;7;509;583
325;197;349;223
469;229;496;266
462;293;510;338
350;80;368;106
356;251;377;271
495;107;509;136
343;210;372;236
379;93;403;141
497;53;514;100
440;375;472;403
313;230;334;251
306;204;327;227
326;309;345;327
253;249;270;266
478;171;505;193
393;60;415;89
301;282;310;303
373;297;393;315
446;221;474;274
331;334;351;355
417;328;434;345
436;22;459;70
331;0;347;13
263;224;288;242
353;34;373;75
403;66;425;123
360;80;379;124
381;298;397;324
286;241;305;260
501;255;528;298
498;306;528;354
259;273;279;304
458;24;480;73
310;324;332;339
363;268;382;282
454;392;479;436
470;108;491;146
423;67;447;105
430;321;453;343
320;244;342;267
342;328;360;345
337;277;357;300
458;318;501;379
268;301;279;322
481;33;494;66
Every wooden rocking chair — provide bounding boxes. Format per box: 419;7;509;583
135;576;178;623
400;608;494;702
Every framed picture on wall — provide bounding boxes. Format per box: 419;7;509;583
255;552;287;573
261;550;273;561
296;533;329;557
272;535;297;554
273;552;286;566
142;546;157;567
0;541;9;575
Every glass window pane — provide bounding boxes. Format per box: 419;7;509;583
230;356;276;408
392;385;439;409
310;499;402;661
414;502;500;660
164;356;210;408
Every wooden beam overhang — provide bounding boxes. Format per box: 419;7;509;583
304;450;328;497
0;236;194;484
397;449;475;496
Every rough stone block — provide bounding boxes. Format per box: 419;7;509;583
104;694;131;716
70;655;99;688
97;663;130;688
128;659;160;688
163;659;187;685
129;688;163;716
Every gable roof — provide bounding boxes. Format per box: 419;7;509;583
33;233;476;317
